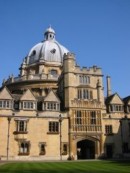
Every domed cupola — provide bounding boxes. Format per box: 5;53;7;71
26;26;69;66
44;26;55;40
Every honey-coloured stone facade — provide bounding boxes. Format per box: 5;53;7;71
0;26;130;160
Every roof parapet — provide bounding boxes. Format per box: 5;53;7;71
75;65;102;75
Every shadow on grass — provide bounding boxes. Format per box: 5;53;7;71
106;159;130;166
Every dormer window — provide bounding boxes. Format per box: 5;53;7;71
43;102;60;111
0;100;12;109
20;101;36;110
110;104;124;112
43;90;60;111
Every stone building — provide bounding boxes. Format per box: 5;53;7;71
0;26;130;160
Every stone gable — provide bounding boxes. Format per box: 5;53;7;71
44;90;60;102
110;93;123;104
0;87;12;100
20;89;36;101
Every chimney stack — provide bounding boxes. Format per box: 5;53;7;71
106;76;112;97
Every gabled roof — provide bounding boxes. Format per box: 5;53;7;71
0;87;13;100
20;89;36;101
105;93;123;105
44;89;60;102
123;96;130;105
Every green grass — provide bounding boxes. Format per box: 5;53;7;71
0;160;130;173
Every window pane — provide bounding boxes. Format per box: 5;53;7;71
6;101;9;108
3;101;6;108
19;121;24;131
105;125;113;134
0;101;2;107
49;121;59;133
90;111;96;125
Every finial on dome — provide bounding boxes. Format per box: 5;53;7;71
44;26;55;40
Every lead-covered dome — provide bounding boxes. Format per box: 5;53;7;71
26;26;69;65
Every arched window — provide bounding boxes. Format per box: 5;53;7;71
41;144;45;152
40;144;45;155
62;143;68;155
19;142;29;154
39;143;46;155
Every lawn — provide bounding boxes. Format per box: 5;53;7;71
0;160;130;173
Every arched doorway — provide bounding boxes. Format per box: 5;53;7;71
77;139;95;159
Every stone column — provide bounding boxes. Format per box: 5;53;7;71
95;140;100;158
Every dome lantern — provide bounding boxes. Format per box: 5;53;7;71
44;26;55;40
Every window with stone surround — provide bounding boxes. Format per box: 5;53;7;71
19;141;30;155
39;142;46;155
14;119;28;134
62;143;68;155
105;125;113;135
48;121;59;133
79;75;90;84
77;89;93;100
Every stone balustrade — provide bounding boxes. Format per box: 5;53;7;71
72;125;102;132
3;73;59;85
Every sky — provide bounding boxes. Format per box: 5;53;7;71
0;0;130;98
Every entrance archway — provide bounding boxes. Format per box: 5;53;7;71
77;139;95;159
